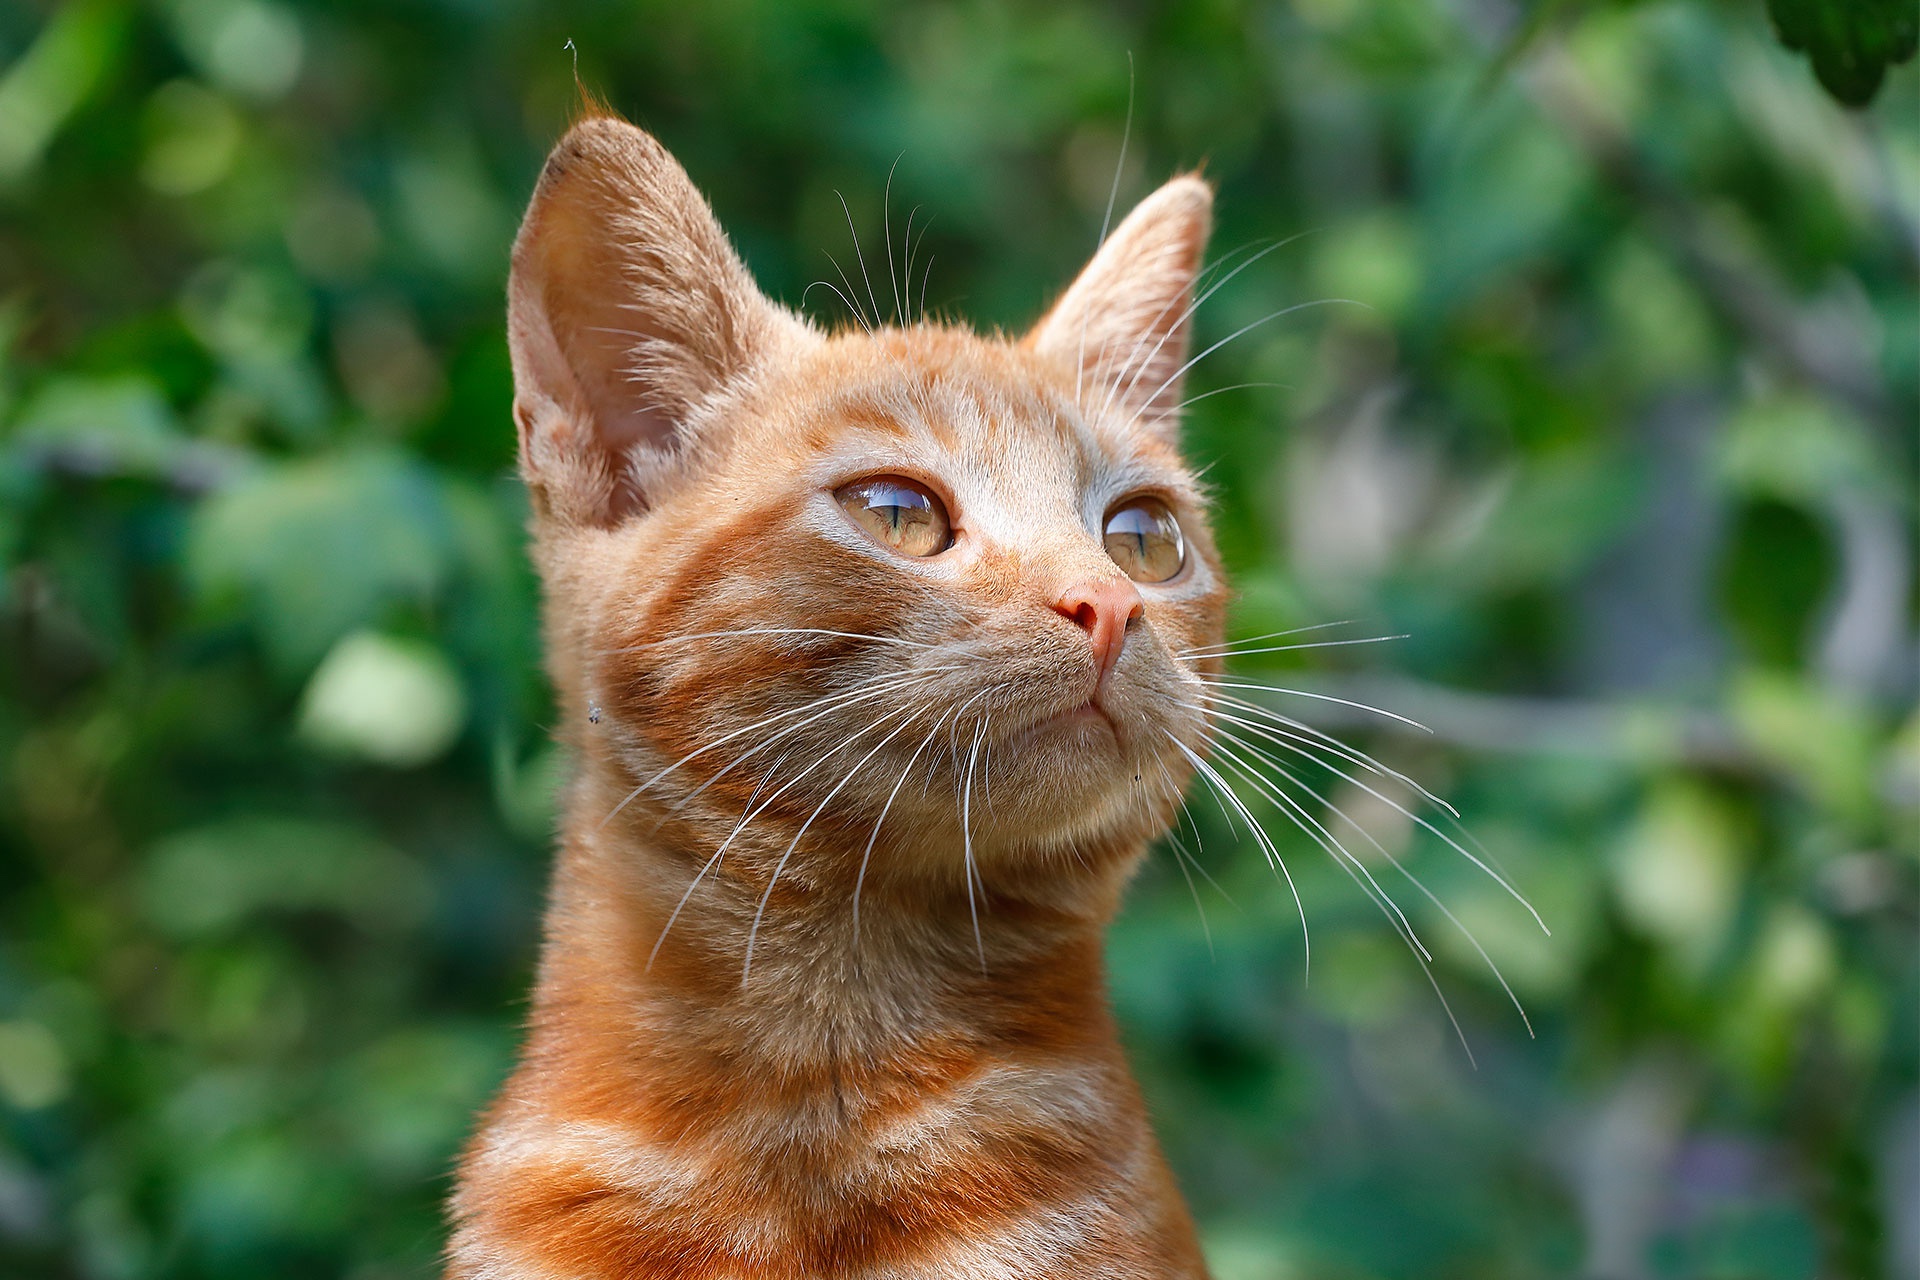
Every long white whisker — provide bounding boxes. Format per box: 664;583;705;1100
1166;732;1310;983
1189;693;1457;818
1154;754;1234;906
645;744;798;971
822;249;873;333
1250;747;1539;942
1088;237;1279;420
1207;704;1546;935
1165;831;1213;959
686;698;935;957
1221;729;1489;1059
901;205;924;319
743;705;930;983
800;277;870;332
1288;757;1536;1038
814;259;875;335
1096;232;1319;424
1196;676;1433;733
1180;634;1409;660
882;154;904;323
666;670;956;818
961;717;989;972
1207;734;1429;961
1177;619;1361;656
602;627;941;654
1166;381;1286;415
606;668;954;826
1151;756;1219;955
1131;298;1356;425
1204;738;1477;1062
837;189;885;330
852;707;955;944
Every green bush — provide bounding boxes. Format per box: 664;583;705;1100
1;2;1913;1277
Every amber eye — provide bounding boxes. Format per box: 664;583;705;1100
835;476;953;557
1103;497;1185;583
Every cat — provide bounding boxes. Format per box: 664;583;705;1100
447;109;1230;1279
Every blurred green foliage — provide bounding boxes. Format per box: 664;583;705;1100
0;1;1915;1278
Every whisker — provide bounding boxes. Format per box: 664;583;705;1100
900;205;923;319
1176;619;1361;656
882;154;905;324
667;697;936;967
1206;733;1429;961
823;249;874;333
604;668;955;827
1085;237;1275;421
601;626;941;654
961;717;989;972
1202;737;1479;1063
1153;754;1235;908
1165;380;1286;415
837;189;885;331
1188;693;1457;818
1092;235;1299;423
852;706;956;944
1195;675;1433;733
743;704;932;983
645;744;797;971
1204;702;1547;935
664;670;958;818
1166;732;1310;983
1164;829;1213;959
1096;230;1326;424
1181;634;1409;660
1129;297;1357;426
800;277;871;334
1284;755;1536;1039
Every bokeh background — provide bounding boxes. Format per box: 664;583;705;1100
1;0;1915;1277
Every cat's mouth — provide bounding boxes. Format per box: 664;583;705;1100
1013;698;1117;746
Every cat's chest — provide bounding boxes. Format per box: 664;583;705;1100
450;1056;1202;1279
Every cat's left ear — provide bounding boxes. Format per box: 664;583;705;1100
1025;174;1212;441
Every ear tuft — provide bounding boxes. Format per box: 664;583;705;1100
508;118;804;526
1026;175;1213;440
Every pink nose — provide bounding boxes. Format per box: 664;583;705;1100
1052;576;1145;688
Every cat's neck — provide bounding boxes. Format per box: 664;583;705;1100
450;726;1208;1279
524;761;1133;1090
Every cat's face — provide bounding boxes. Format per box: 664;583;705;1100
511;118;1225;906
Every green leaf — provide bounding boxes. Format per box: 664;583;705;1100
185;449;455;672
1767;0;1919;107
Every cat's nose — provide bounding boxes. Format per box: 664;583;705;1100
1052;576;1145;689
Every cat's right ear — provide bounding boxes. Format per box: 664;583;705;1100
507;116;808;527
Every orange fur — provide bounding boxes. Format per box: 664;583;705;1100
450;116;1225;1279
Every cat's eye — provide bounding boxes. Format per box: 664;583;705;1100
1103;497;1185;584
835;476;953;557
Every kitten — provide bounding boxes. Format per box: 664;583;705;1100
448;111;1228;1279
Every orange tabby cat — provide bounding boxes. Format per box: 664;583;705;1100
448;110;1227;1279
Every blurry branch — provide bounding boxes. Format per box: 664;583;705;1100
1527;46;1895;430
1279;673;1760;773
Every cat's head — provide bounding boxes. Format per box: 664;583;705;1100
510;115;1226;912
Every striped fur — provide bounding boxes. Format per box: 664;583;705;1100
450;114;1224;1278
